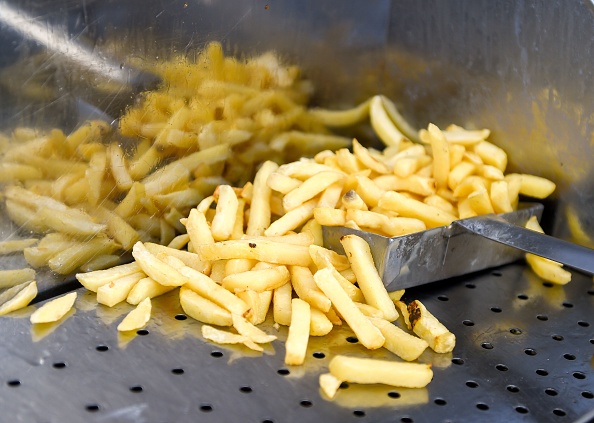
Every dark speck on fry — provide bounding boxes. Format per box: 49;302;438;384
249;243;257;248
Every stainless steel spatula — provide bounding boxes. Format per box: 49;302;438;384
323;203;594;290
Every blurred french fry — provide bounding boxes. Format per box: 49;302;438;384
48;237;119;275
30;292;77;324
0;239;38;255
76;261;142;292
0;280;37;316
0;268;36;289
309;98;371;127
370;95;406;148
80;254;122;272
246;161;278;236
144;242;209;274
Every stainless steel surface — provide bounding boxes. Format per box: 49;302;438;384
0;264;592;422
456;215;594;275
323;203;543;291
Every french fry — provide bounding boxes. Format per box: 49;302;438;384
473;140;507;172
314;268;384;350
407;300;456;353
319;373;342;399
313;207;346;227
289;266;332;312
131;242;188;287
96;272;146;307
246;161;278;236
0;268;37;289
180;287;233;326
329;355;433;388
197;239;311;267
370;95;406;148
126;276;176;305
379;191;457;228
232;313;277;344
30;292;77;324
117;297;152;332
264;198;317;237
48;237;119;275
0;280;37;316
76;262;142;292
144;242;209;274
185;208;215;246
222;265;290;292
517;174;556;199
211;185;239;241
273;282;293;326
369;317;428;361
282;171;343;211
201;324;263;352
80;254;122;272
339;235;398;321
284;298;311;365
0;239;38;255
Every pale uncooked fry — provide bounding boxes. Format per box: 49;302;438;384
0;239;38;255
117;297;152;332
284;298;311;365
319;373;342;399
369;317;428;361
0;280;37;316
30;292;77;324
35;207;107;238
369;95;406;148
49;237;119;275
76;262;142;292
473;140;507;171
108;144;134;191
127;276;176;305
232;313;277;344
340;235;398;321
264;198;317;237
329;355;433;388
180;287;233;326
407;300;456;353
167;234;190;250
201;324;263;352
379;95;420;144
0;268;36;289
131;242;188;287
80;254;122;272
221;265;290;292
246;161;279;236
96;272;146;307
273;282;293;326
379;191;457;228
314;268;384;350
282;171;343;212
197;239;311;267
93;206;140;251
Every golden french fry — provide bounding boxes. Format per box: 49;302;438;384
30;292;77;324
117;297;152;332
314;268;384;350
319;373;342;399
144;242;209;274
379;191;457;228
96;272;146;307
427;123;450;191
273;282;293;326
246;161;279;236
517;174;556;199
370;95;406;148
289;265;332;313
232;313;277;344
0;280;37;316
282;171;343;211
211;185;239;241
76;262;142;292
185;208;215;246
329;355;433;388
407;300;456;353
180;287;232;326
313;207;346;227
264;198;317;237
79;254;122;272
473;140;507;171
309;245;351;271
309;98;371;127
388;290;405;302
369;317;428;361
310;308;334;336
235;289;271;325
340;235;399;321
284;298;311;366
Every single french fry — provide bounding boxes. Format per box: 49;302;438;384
473;140;507;172
369;317;428;361
185;208;215;246
388;290;405;302
222;265;290;292
319;373;342;399
407;300;456;353
352;139;390;174
284;298;311;365
379;191;457;228
394;300;411;330
201;324;262;352
117;297;152;332
289;265;332;313
144;242;209;274
30;292;77;324
49;237;119;275
309;245;351;271
467;188;495;215
180;287;233;326
197;239;311;267
490;181;513;214
313;207;346;227
370;95;406;148
329;355;433;388
518;174;556;199
282;171;344;211
96;272;146;307
0;268;37;289
340;235;398;321
267;172;302;194
0;280;37;316
211;185;239;241
76;262;142;292
232;313;277;344
314;268;384;349
247;160;278;236
264;198;317;237
108;144;134;190
126;276;176;305
273;282;293;326
80;255;122;272
131;242;188;287
0;239;38;255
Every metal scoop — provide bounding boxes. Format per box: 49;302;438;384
323;203;594;290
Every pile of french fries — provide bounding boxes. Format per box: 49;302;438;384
0;42;351;275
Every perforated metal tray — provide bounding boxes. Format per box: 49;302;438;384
0;262;592;423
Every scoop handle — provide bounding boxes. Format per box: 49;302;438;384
454;216;594;274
